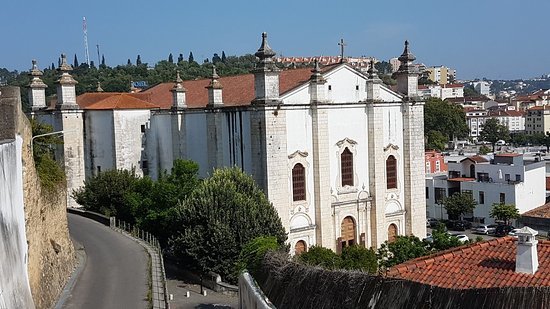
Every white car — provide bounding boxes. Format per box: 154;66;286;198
474;224;498;235
508;229;521;237
454;234;469;243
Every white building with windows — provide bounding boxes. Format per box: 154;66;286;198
30;34;427;253
426;153;545;224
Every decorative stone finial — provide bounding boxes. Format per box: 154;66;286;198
367;59;380;79
310;59;326;83
207;65;223;89
30;59;43;77
58;53;73;72
255;32;276;63
172;70;186;91
398;40;416;66
96;81;104;92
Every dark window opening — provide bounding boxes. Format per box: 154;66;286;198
386;155;397;189
341;148;354;186
292;163;306;201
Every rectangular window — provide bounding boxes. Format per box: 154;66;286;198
426;187;429;199
141;124;146;133
505;174;510;181
479;191;485;204
435;188;446;204
500;193;506;204
515;174;521;181
477;172;489;182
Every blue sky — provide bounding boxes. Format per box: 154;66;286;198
1;0;548;80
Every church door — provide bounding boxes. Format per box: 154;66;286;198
340;216;356;248
294;240;307;255
388;224;398;243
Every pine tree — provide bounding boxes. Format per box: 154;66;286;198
51;63;55;70
221;51;227;63
188;51;194;63
178;53;184;63
73;54;79;67
136;55;142;66
168;53;174;63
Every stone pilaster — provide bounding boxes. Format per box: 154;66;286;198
402;101;426;238
206;110;224;172
366;103;387;248
311;103;333;248
171;111;187;161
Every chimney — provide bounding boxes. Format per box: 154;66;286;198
515;226;539;274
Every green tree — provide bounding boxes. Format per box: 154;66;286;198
298;246;342;269
463;85;479;97
510;132;528;146
480;118;509;151
72;168;148;222
221;51;227;63
490;203;520;225
237;236;282;277
377;236;427;269
188;51;194;63
340;245;378;273
31;119;65;191
136;55;142;66
177;53;184;63
429;224;461;251
479;145;491;155
101;55;106;67
426;130;448;151
167;167;286;284
424;98;469;141
73;54;79;68
168;53;173;63
442;192;477;220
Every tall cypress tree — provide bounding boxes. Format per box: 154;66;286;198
136;55;142;66
101;54;106;66
188;51;194;63
127;59;132;66
168;53;174;63
221;51;227;63
73;54;79;67
178;53;184;63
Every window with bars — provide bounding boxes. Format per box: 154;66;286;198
341;148;354;186
292;163;306;201
386;155;397;189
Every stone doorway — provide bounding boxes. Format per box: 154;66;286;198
340;216;356;248
294;240;307;255
388;223;398;243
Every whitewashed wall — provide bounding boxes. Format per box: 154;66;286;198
85;110;115;176
113;110;151;176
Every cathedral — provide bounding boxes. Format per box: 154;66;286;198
30;33;427;252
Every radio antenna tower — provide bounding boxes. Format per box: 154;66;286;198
83;17;90;66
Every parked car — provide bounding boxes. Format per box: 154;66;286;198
454;234;469;243
427;218;439;228
495;225;515;237
508;229;522;237
450;220;472;231
474;224;498;235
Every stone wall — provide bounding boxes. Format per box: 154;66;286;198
2;86;76;309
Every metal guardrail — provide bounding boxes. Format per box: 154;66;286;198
109;217;170;309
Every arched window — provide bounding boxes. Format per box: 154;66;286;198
341;148;353;186
386;155;397;189
388;224;398;243
294;240;307;255
292;163;306;201
470;164;475;178
435;160;441;172
426;161;431;174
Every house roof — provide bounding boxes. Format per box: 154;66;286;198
387;237;550;289
139;65;338;109
523;202;550;219
447;177;475;182
80;93;159;110
460;155;489;163
495;153;521;157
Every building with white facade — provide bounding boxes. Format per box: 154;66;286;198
472;81;491;96
525;106;550;135
426;153;546;224
418;84;464;100
29;34;427;252
426;66;456;85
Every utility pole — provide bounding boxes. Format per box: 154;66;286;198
83;17;90;66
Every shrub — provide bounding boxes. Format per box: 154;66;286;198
298;246;342;269
340;245;378;274
377;236;427;269
237;236;281;277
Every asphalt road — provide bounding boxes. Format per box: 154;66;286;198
63;213;149;309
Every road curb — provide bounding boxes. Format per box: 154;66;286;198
53;238;87;309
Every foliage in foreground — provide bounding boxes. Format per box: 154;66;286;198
30;119;65;192
237;236;282;277
377;236;428;269
298;245;378;274
167;167;287;284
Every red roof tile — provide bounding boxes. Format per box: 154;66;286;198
448;177;475;182
461;155;489;163
82;93;159;110
523;202;550;219
387;237;550;289
140;66;332;109
495;153;521;157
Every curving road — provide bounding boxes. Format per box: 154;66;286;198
63;213;149;309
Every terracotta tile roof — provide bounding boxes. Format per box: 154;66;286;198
495;153;521;157
80;93;159;110
461;155;489;163
387;237;550;289
488;110;524;117
140;66;333;109
523;202;550;219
